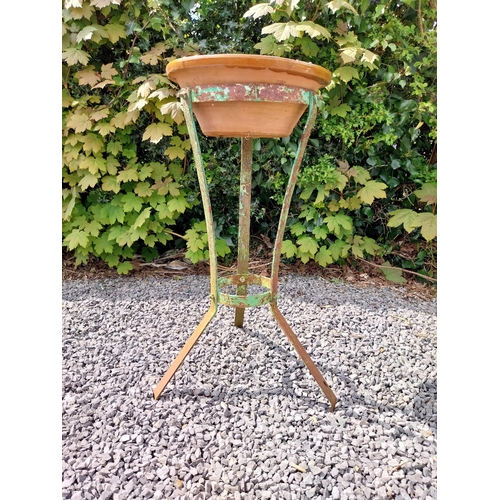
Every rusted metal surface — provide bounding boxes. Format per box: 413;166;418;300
179;90;219;299
192;84;311;104
270;303;338;411
219;274;274;309
270;93;318;294
153;302;217;400
234;138;253;326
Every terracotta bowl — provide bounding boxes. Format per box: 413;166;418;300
166;54;332;138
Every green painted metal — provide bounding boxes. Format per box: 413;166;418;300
179;90;219;304
191;84;311;104
154;84;338;411
270;92;317;294
234;137;253;326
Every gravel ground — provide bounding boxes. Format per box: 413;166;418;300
62;274;437;500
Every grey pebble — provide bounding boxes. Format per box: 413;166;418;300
62;274;437;499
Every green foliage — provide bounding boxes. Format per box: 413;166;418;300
279;156;386;267
62;0;437;283
184;220;232;264
62;0;198;271
244;0;437;280
387;182;437;242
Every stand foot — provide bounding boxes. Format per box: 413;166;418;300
153;304;217;400
234;307;245;328
270;303;338;411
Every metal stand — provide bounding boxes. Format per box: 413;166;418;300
153;87;337;411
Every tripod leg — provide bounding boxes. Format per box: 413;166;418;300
234;137;253;327
153;303;217;400
270;303;338;411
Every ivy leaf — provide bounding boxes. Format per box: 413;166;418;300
90;0;122;8
297;236;319;256
216;239;231;257
312;225;328;240
107;142;122;156
104;22;127;43
326;0;358;15
80;155;106;175
132;208;152;229
64;229;89;250
160;101;184;124
121;192;143;212
387;209;420;233
66;112;93;133
106;156;120;175
84;220;102;237
295;21;331;40
379;261;407;284
339;47;358;64
101;175;121;193
315;245;333;267
76;26;97;43
333;66;359;83
107;225;127;242
262;22;300;42
93;122;116;137
65;0;83;7
414;213;437;241
281;240;297;258
79;172;99;190
82;134;104;154
295;37;319;57
324;214;353;236
156;203;174;220
100;204;124;224
142;123;173;144
290;221;306;237
414;183;437;206
328;103;352;117
116;167;139;183
167;197;189;214
361;237;380;256
117;261;134;275
164;145;185;160
62;47;90;66
90;108;110;121
330;240;350;261
357;180;387;204
74;67;101;86
100;63;118;80
134;182;153;198
94;236;114;255
243;3;275;19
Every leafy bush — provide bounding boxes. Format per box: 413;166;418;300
62;0;437;282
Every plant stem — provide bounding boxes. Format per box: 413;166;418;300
356;257;437;283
